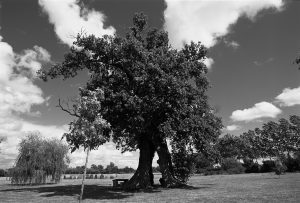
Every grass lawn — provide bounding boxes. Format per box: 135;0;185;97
0;173;299;202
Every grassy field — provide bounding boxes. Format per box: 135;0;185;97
0;173;299;202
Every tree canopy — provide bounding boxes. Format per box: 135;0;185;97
39;13;222;189
61;88;111;152
217;115;300;162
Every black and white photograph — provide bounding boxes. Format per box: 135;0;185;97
0;0;299;202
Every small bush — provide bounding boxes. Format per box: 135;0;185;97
261;160;275;173
172;149;196;183
243;159;261;173
284;156;299;172
85;174;94;179
0;169;5;177
109;175;115;179
221;158;245;174
100;174;104;179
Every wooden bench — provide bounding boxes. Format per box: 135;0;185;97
112;179;128;187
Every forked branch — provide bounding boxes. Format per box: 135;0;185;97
57;98;80;117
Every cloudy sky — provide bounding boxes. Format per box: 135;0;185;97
0;0;299;169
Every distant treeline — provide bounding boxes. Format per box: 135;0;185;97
65;162;135;174
194;115;300;175
0;163;161;177
64;162;160;174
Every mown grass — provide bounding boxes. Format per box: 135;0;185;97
0;173;299;202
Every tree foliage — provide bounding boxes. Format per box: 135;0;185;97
39;13;222;189
216;115;300;174
260;116;300;158
61;88;111;152
217;134;242;159
11;132;69;184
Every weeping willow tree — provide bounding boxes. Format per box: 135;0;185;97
11;132;69;185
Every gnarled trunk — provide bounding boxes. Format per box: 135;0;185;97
123;138;155;190
156;140;183;188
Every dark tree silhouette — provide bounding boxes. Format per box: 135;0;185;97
296;56;300;69
39;13;222;190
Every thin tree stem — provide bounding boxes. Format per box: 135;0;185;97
79;147;90;202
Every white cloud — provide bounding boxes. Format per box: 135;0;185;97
0;37;50;118
15;46;51;77
38;0;115;47
164;0;284;49
0;34;54;168
275;86;300;107
226;125;241;131
230;101;282;122
224;40;240;49
253;57;274;66
203;57;214;69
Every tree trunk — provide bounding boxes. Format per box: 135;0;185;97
79;147;90;202
123;138;155;190
156;140;183;188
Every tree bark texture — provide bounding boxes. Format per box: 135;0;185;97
156;140;183;188
123;138;155;190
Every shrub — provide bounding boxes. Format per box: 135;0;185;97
284;156;299;172
261;160;275;173
109;175;115;179
85;174;94;179
221;158;245;174
100;174;104;179
0;169;5;177
243;159;261;173
172;148;196;183
194;154;214;174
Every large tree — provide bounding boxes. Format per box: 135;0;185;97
39;13;222;189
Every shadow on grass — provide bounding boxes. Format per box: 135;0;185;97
1;183;211;200
1;185;133;200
